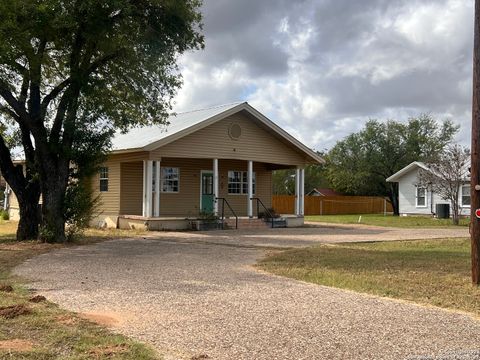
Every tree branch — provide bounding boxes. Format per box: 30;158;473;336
41;78;71;119
0;132;26;192
0;80;29;121
49;88;71;146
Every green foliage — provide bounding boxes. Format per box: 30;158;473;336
326;115;458;211
273;153;329;195
198;211;218;221
0;0;204;242
0;0;204;130
64;180;99;241
0;209;8;220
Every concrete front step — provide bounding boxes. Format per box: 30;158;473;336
223;218;286;229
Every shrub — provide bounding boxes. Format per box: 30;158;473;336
0;209;9;221
64;180;99;241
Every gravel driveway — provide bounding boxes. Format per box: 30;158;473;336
14;224;479;360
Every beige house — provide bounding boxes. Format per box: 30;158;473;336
7;102;323;230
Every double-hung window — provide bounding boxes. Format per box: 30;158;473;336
416;186;427;207
161;167;179;193
99;167;109;192
461;185;471;207
228;171;255;195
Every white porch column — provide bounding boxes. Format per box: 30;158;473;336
295;168;300;216
248;160;253;218
143;160;153;217
213;158;219;216
3;184;9;211
154;160;161;217
142;161;147;217
300;168;305;216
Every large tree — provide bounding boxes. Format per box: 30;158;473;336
0;0;204;242
327;115;458;215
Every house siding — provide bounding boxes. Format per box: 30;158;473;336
120;161;143;215
150;112;308;166
91;159;121;215
398;168;469;216
117;158;272;217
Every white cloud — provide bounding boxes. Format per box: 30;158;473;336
172;0;474;150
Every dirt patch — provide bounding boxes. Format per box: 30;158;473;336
79;312;121;327
0;339;35;352
0;284;13;292
0;304;31;319
88;343;128;358
29;295;46;303
56;314;79;326
191;355;210;360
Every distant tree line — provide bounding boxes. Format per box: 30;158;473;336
273;114;459;215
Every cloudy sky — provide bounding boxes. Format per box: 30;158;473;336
173;0;474;152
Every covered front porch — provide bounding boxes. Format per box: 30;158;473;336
116;157;306;230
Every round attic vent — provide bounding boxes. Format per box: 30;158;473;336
228;123;242;140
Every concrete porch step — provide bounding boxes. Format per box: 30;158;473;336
223;217;287;229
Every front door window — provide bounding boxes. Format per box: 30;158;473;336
201;172;214;213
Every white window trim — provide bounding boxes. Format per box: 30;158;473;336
415;186;427;208
99;167;109;192
227;170;256;195
461;184;471;208
160;167;180;193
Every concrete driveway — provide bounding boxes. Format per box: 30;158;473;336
14;224;479;360
146;222;470;248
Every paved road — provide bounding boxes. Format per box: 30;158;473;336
14;225;479;360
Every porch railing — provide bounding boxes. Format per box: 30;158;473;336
216;197;238;229
251;197;274;228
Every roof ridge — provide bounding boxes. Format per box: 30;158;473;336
175;101;245;116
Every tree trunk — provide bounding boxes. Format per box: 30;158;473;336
14;185;41;241
39;159;69;243
388;182;400;216
41;180;67;243
452;201;460;226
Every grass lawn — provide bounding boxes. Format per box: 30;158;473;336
306;214;470;227
0;221;158;359
258;238;480;316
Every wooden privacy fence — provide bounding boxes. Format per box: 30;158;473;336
272;195;393;215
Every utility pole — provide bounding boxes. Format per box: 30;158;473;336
471;0;480;285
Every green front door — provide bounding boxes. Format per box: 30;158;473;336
201;172;214;213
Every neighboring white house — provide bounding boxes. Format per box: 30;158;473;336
386;161;470;216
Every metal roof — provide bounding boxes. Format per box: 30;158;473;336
111;102;243;151
386;161;471;182
110;101;324;164
386;162;429;182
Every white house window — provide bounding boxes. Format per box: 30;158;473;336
161;167;179;193
416;187;426;207
228;171;255;194
99;167;109;192
462;185;471;207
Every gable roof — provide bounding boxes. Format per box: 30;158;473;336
307;188;341;196
111;102;324;164
386;161;431;182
